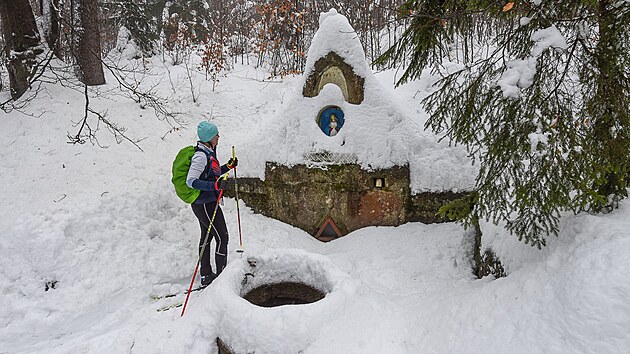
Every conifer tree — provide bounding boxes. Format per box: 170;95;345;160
164;0;211;44
377;0;630;247
104;0;164;55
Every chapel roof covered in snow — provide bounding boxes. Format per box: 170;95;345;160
262;9;415;170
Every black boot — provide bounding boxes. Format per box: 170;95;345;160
200;273;216;288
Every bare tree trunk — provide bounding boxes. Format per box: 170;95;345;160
0;0;43;99
72;0;105;85
42;0;63;58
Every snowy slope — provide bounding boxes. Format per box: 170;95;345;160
1;42;629;353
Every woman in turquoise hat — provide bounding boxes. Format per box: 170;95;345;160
186;121;237;287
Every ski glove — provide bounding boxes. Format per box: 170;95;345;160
214;178;231;191
227;157;238;169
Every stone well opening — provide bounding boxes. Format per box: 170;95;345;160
238;254;333;308
243;282;325;307
216;250;351;354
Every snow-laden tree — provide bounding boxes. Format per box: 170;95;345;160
163;0;212;45
222;0;256;64
102;0;164;56
377;0;630;247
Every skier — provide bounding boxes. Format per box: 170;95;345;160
186;121;238;287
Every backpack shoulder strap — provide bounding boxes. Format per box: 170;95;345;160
194;146;212;180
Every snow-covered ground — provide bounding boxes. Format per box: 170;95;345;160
1;23;630;353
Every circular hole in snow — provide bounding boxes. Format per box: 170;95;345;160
238;253;332;308
243;282;325;307
213;249;356;354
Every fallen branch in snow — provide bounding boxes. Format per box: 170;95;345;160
67;83;146;151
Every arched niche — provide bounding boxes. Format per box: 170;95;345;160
317;66;348;101
303;52;365;104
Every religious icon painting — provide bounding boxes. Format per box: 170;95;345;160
317;106;345;137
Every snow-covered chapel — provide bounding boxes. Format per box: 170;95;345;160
230;9;470;241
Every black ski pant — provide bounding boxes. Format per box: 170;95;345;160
191;202;229;279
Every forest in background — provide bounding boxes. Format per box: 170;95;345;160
0;0;407;94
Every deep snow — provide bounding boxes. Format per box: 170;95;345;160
1;11;629;353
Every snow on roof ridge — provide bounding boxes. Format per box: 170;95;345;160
305;8;367;79
318;8;338;26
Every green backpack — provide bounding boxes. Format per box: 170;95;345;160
171;146;208;203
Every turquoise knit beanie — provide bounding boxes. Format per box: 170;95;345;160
198;121;218;142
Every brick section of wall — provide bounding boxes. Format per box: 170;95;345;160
225;163;471;239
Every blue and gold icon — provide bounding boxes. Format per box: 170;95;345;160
317;106;344;137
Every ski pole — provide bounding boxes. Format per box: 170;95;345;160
181;173;229;317
232;146;244;254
